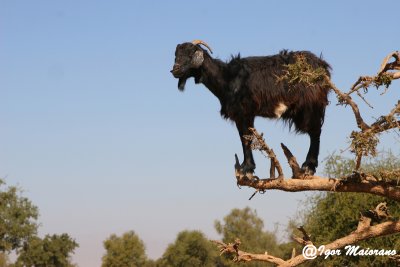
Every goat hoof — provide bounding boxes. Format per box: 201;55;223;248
243;172;254;180
241;169;255;176
240;163;255;175
301;164;316;176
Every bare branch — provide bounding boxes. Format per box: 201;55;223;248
328;51;400;153
370;101;400;134
211;239;288;266
281;143;303;178
328;78;370;131
245;128;284;178
297;226;312;243
389;254;400;263
292;226;313;247
377;51;400;75
235;126;400;201
291;248;296;259
235;172;400;202
213;203;400;266
346;51;400;97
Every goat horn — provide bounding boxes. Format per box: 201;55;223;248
192;39;213;54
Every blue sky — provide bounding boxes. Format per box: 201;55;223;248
1;1;399;266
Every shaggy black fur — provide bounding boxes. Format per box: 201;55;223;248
171;42;331;174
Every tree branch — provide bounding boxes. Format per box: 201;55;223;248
213;203;400;266
292;226;312;247
235;127;400;202
325;51;400;168
245;128;284;179
281;143;303;178
288;220;400;266
212;239;288;266
235;173;400;202
377;51;400;75
370;101;400;134
329;78;370;131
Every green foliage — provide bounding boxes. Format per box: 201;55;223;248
373;72;393;89
323;153;356;178
325;151;400;183
294;152;400;266
350;130;379;158
101;231;148;267
15;234;78;267
361;151;400;183
215;207;281;266
277;54;328;89
157;230;220;267
0;179;78;266
0;179;39;252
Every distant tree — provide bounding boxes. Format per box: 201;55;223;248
296;152;400;267
0;179;39;252
158;230;221;267
0;179;78;266
14;234;78;267
215;207;281;266
101;231;148;267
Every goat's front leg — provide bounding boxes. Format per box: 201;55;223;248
236;118;256;173
301;131;320;175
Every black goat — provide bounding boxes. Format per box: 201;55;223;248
171;40;331;175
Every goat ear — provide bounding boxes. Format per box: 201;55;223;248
192;50;204;67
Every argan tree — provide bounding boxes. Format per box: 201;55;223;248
213;51;400;266
158;230;221;267
101;231;149;267
15;234;78;267
0;179;78;266
0;179;38;253
215;207;281;267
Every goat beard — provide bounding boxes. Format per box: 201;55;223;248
178;77;187;91
178;71;201;91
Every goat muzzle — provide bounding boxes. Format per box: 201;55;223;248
171;64;183;77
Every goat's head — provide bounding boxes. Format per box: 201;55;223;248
171;40;213;91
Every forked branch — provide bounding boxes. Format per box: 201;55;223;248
329;51;400;168
235;128;400;202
